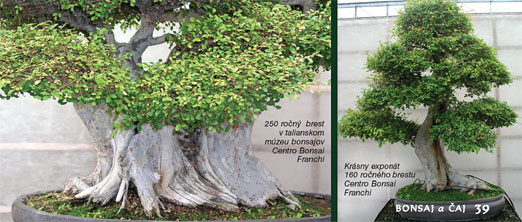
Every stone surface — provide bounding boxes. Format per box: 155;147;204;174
338;82;367;111
0;213;13;222
338;52;369;82
0;146;96;207
338;19;392;52
0;98;92;144
0;145;96;222
495;15;522;47
497;49;522;77
499;78;522;107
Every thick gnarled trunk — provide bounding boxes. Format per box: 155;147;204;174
64;104;298;216
199;123;299;208
414;106;489;193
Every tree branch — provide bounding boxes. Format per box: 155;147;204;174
150;34;169;46
117;14;159;78
103;30;117;46
130;16;156;53
57;10;97;34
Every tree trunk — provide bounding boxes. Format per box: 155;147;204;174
64;104;298;216
414;106;489;193
198;123;299;208
64;103;116;193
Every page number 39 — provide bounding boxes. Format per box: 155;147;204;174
475;204;489;215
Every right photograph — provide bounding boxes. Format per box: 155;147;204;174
337;0;522;221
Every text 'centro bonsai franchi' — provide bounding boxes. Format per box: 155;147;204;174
339;0;517;193
0;0;331;217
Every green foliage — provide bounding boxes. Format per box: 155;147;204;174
339;0;516;153
52;0;135;22
0;23;129;106
396;183;503;201
125;0;330;131
395;0;472;47
172;0;330;72
430;98;517;153
0;0;330;132
0;0;152;29
339;107;418;147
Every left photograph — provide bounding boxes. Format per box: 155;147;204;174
0;0;331;221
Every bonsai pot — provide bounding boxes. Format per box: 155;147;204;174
12;190;330;222
394;194;505;221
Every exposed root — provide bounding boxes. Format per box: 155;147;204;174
448;168;489;194
115;179;129;213
74;125;134;206
131;125;239;215
155;126;239;212
419;168;490;194
68;120;299;215
198;122;298;209
131;167;163;217
279;191;301;210
421;182;442;192
115;179;128;203
64;177;90;194
75;165;122;205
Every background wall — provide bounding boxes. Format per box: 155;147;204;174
0;25;331;221
338;14;522;221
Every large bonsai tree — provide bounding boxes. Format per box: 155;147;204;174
0;0;330;216
339;0;516;193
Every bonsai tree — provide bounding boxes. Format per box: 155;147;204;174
0;0;330;216
339;0;516;193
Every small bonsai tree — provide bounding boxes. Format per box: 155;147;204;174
339;0;516;193
0;0;330;216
